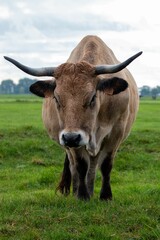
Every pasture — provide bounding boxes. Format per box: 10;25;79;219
0;94;160;240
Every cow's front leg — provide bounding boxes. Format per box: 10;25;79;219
65;149;79;195
76;157;90;200
70;163;79;195
87;157;97;196
100;152;113;201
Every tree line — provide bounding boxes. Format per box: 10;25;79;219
0;78;36;94
139;85;160;99
0;78;160;98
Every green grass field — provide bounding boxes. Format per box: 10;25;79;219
0;95;160;240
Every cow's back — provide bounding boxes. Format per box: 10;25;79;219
67;35;118;65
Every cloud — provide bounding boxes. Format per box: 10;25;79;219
0;5;11;19
0;0;132;60
0;0;160;87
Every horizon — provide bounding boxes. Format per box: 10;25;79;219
0;77;159;90
0;0;160;88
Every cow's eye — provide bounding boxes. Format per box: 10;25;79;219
89;94;96;108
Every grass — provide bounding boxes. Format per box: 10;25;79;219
0;95;160;240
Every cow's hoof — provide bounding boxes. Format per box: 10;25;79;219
100;191;112;201
77;189;90;201
77;194;90;201
100;195;112;201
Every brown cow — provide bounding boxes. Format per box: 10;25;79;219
4;35;142;200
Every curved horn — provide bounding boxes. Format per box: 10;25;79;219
95;51;143;75
4;56;56;77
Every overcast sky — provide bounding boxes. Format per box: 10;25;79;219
0;0;160;87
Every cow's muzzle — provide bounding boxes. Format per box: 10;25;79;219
62;132;81;148
59;130;89;148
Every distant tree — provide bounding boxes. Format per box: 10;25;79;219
17;78;36;94
140;85;151;96
0;79;16;94
156;86;160;94
151;88;158;99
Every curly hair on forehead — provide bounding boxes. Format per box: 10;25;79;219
54;61;95;79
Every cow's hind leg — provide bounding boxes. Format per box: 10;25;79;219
100;152;113;201
56;154;71;195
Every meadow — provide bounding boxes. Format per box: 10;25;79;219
0;94;160;240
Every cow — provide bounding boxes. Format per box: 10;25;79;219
4;35;142;201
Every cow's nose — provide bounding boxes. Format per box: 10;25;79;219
62;132;82;148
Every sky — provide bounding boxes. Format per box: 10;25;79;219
0;0;160;88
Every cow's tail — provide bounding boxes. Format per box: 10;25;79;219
56;154;71;195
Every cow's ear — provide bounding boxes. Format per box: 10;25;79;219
30;80;56;98
97;77;128;95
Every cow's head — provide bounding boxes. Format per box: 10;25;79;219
4;52;142;153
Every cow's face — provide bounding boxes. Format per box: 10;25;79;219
30;62;128;152
54;63;100;150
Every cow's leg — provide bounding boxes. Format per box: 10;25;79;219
87;157;97;196
66;150;79;195
100;152;113;201
56;154;71;195
76;156;90;200
70;163;79;195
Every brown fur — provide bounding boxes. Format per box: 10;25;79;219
54;61;95;79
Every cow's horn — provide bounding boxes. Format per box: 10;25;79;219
4;56;56;77
95;51;143;75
